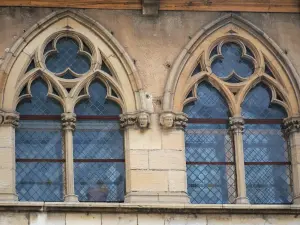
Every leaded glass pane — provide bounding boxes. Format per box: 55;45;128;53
75;81;121;116
17;79;63;115
185;124;236;204
45;37;91;74
211;42;254;79
241;84;287;119
183;82;229;118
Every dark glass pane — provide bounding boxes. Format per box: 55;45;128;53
211;42;254;78
74;120;124;159
74;162;125;202
16;162;64;201
183;82;229;118
191;64;201;76
101;61;113;76
210;45;218;58
75;81;121;116
25;59;35;73
17;79;63;115
45;37;91;75
44;40;54;54
241;84;287;119
186;123;236;204
245;165;292;204
16;120;63;159
265;64;274;77
225;75;243;83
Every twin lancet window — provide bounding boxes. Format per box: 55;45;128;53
15;35;292;204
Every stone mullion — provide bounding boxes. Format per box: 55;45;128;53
283;117;300;204
0;110;19;201
229;117;249;204
61;112;78;202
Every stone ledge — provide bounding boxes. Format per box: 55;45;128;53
0;202;299;214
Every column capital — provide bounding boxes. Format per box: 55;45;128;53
160;111;188;129
120;111;151;129
61;112;76;131
283;116;300;135
229;116;244;134
0;110;19;128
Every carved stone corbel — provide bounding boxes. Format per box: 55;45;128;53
120;111;151;129
61;113;76;131
160;111;188;129
283;116;300;136
229;117;244;134
0;110;19;128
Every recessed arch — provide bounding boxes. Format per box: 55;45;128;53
163;13;300;117
0;9;147;114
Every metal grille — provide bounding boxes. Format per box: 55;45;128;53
45;37;91;75
186;123;236;204
243;123;293;204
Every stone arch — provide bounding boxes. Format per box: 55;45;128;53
163;13;300;117
0;9;147;113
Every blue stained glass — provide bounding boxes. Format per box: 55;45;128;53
183;82;230;118
241;84;287;119
17;79;63;115
16;162;64;201
75;81;121;116
45;37;91;75
211;42;254;79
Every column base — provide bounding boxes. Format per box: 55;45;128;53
0;193;18;201
235;196;250;204
125;192;190;204
64;195;79;202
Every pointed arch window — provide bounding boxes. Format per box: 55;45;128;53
242;84;293;204
183;82;237;204
16;78;64;201
74;80;125;202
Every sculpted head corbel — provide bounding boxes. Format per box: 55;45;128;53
120;111;151;129
0;109;20;128
160;111;188;129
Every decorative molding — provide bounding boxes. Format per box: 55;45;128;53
120;111;151;129
61;113;76;131
229;116;244;134
142;0;160;16
160;111;188;129
0;110;19;128
283;116;300;135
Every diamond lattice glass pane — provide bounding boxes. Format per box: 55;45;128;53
241;83;287;119
17;79;63;115
183;82;230;118
187;165;236;204
45;37;91;74
244;124;289;162
74;120;124;159
211;42;254;78
16;162;64;201
74;162;125;202
245;165;292;204
16;120;63;159
75;81;121;116
186;123;236;204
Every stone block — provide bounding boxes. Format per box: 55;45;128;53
128;150;149;169
149;150;185;170
165;214;207;225
162;129;185;150
30;213;65;225
138;214;165;225
231;214;270;225
0;213;28;225
102;213;137;225
66;213;101;225
206;214;232;225
168;171;187;192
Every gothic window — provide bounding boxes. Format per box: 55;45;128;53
183;82;236;204
16;78;64;201
242;84;292;204
74;81;125;202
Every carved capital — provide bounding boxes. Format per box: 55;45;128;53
160;111;188;129
61;113;76;131
120;111;151;129
0;110;19;128
229;117;244;134
283;116;300;135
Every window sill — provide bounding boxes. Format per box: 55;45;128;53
0;202;299;214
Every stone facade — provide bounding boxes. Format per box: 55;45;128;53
0;7;299;224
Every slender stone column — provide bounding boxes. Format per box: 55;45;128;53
61;112;78;202
283;117;300;204
0;110;19;201
229;117;249;204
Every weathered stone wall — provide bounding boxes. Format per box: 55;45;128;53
2;212;300;225
0;8;299;103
